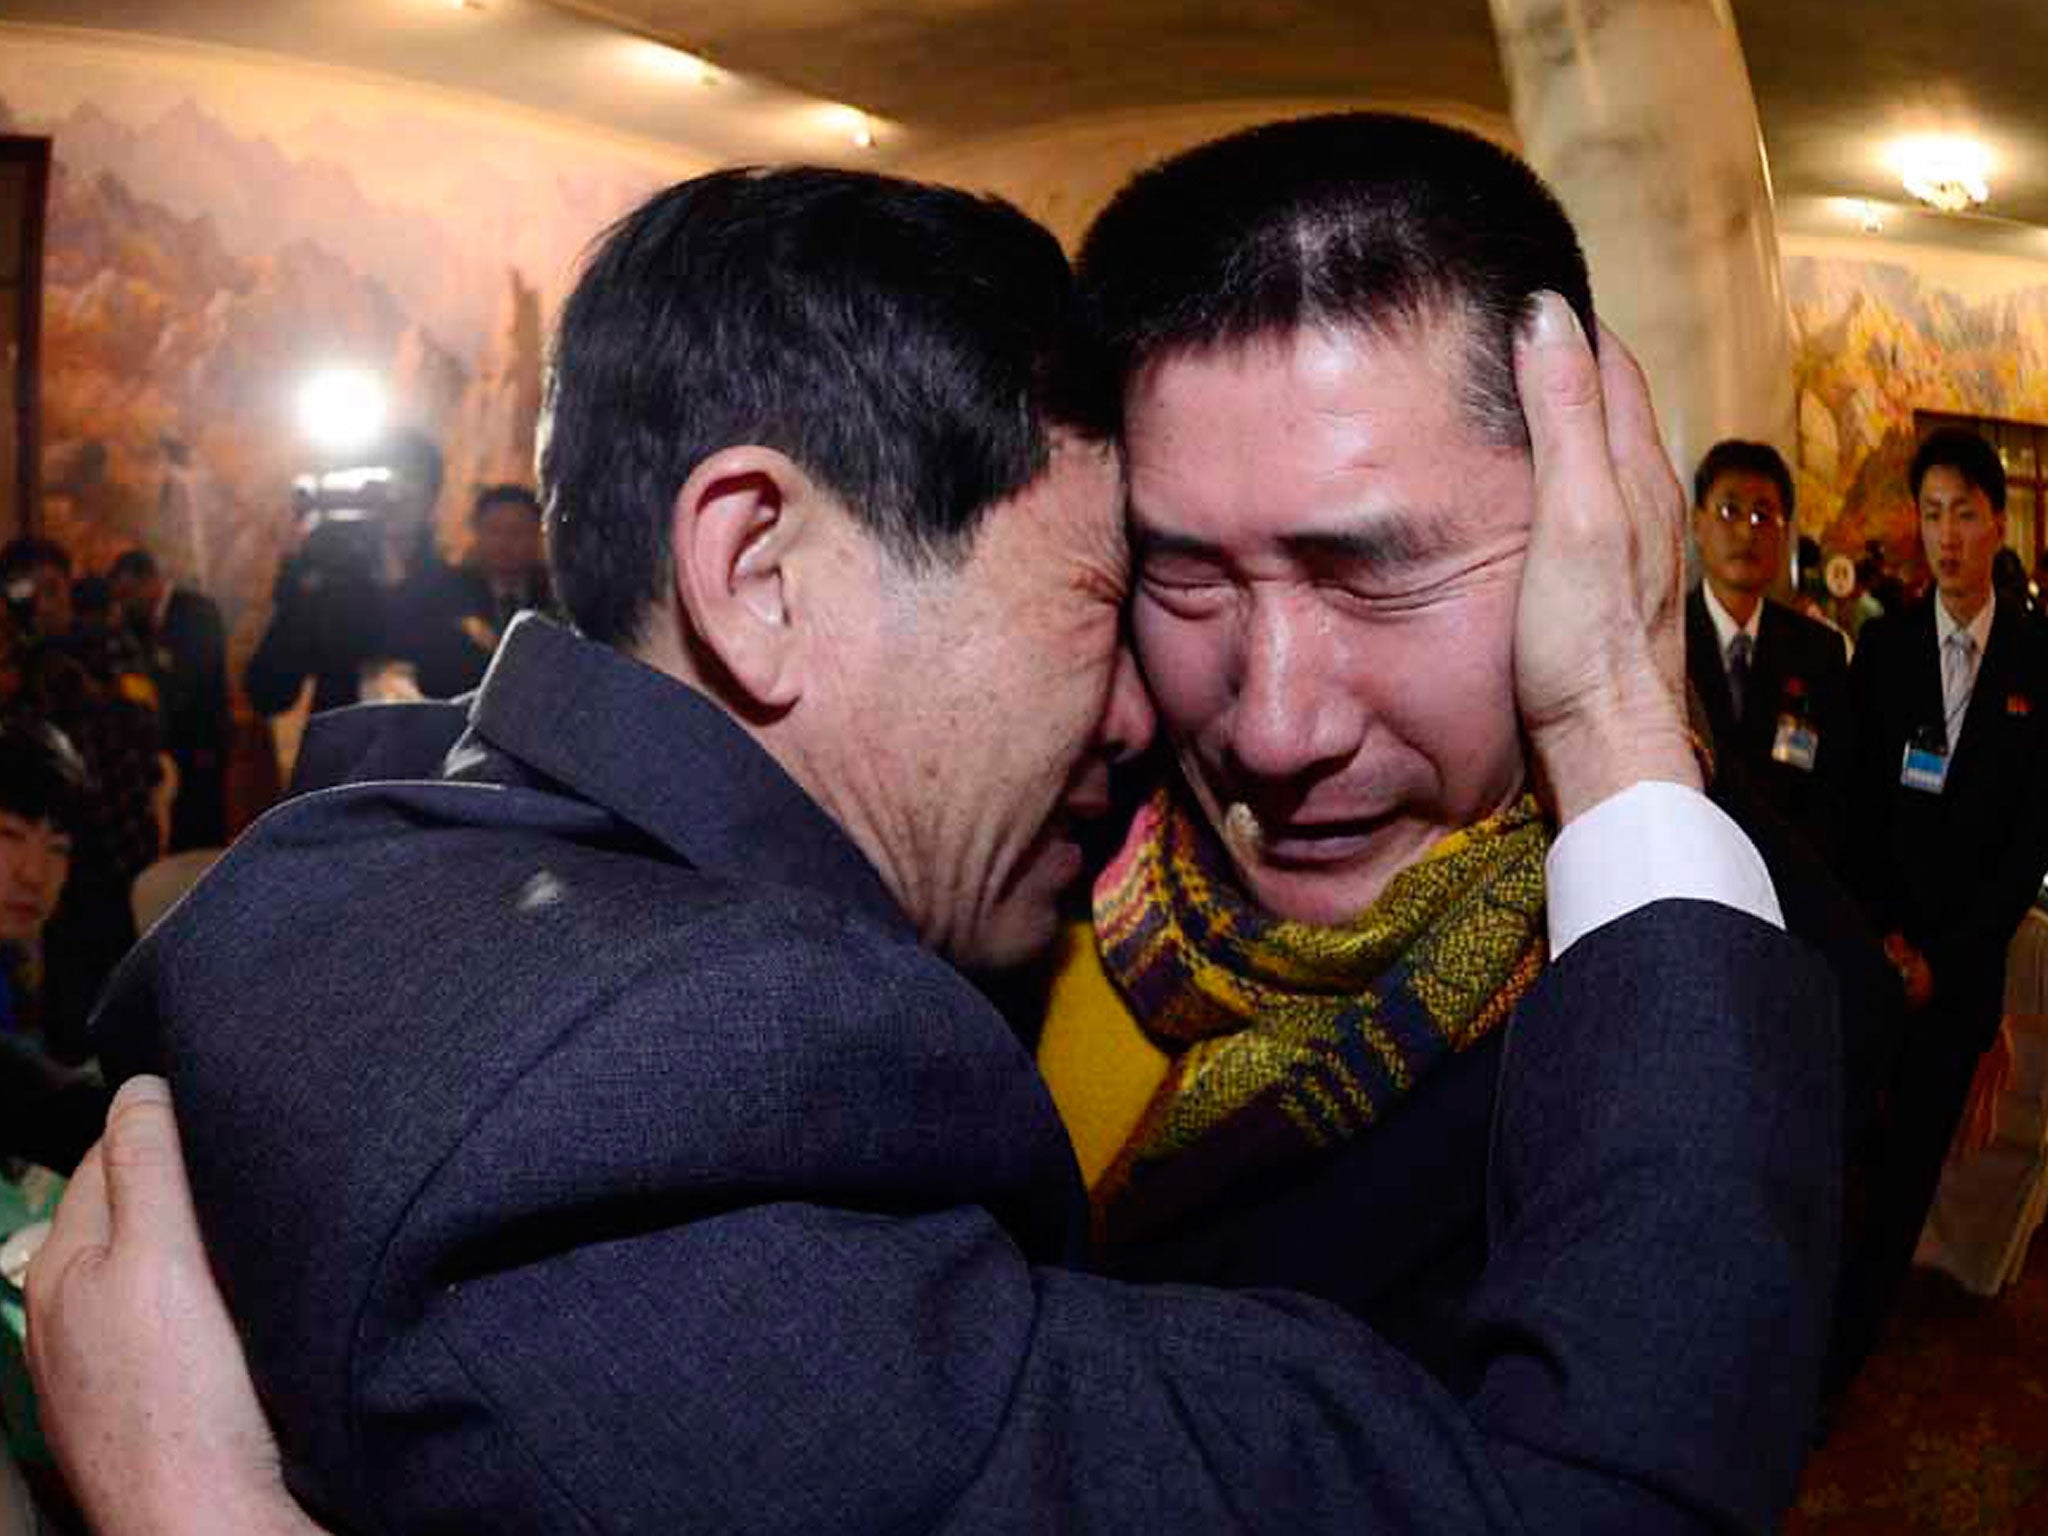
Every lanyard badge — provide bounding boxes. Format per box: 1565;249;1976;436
1901;723;1949;794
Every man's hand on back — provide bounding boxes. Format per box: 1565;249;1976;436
26;1076;324;1536
1512;291;1700;825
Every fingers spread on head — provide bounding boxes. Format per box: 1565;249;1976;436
1516;293;1614;541
1518;289;1605;431
1591;322;1662;473
1590;322;1684;616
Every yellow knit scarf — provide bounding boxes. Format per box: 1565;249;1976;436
1090;781;1549;1244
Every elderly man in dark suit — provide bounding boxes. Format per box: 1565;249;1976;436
1685;440;1855;866
30;166;1833;1536
1834;426;2048;1390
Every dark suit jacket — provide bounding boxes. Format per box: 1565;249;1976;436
1687;589;1854;865
96;617;1838;1535
147;586;230;848
395;561;555;700
244;547;539;715
1100;762;1895;1394
1848;597;2048;1042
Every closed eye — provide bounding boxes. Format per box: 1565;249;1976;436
1138;571;1235;619
1317;544;1523;615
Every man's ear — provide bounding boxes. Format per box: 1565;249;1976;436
669;446;818;713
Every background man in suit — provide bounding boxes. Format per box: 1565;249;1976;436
1834;426;2048;1390
243;430;508;713
108;549;230;850
462;483;551;636
30;166;1833;1535
1685;440;1855;866
389;484;556;700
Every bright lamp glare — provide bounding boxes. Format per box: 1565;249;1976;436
1889;134;1992;213
297;369;388;455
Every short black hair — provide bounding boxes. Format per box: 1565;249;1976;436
542;167;1112;648
0;720;88;838
1911;427;2007;513
107;548;160;583
0;538;71;586
471;484;540;525
1693;439;1794;516
1076;112;1593;446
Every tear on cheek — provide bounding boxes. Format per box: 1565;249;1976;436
1222;801;1261;864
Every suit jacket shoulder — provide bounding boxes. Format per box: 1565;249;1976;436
1760;599;1848;681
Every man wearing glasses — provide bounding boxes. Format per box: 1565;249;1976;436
1686;439;1856;867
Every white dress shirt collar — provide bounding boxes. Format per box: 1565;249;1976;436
1935;591;1995;657
1700;583;1762;664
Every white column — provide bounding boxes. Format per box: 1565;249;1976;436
1489;0;1793;483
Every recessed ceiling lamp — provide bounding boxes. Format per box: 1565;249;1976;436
845;109;876;149
632;39;722;87
1889;134;1992;213
818;105;877;149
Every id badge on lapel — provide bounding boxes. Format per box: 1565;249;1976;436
1771;678;1819;771
1773;715;1820;771
1900;724;1949;794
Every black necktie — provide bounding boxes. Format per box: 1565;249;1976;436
1727;632;1753;723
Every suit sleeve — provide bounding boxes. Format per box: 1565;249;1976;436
1843;620;1905;928
1811;631;1859;867
189;596;232;745
338;901;1836;1536
1923;706;2048;998
242;563;320;717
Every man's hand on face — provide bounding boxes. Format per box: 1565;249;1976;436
26;1076;323;1536
1512;291;1700;826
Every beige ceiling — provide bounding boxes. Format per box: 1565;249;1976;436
9;0;2048;241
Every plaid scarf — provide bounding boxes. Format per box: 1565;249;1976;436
1090;780;1548;1244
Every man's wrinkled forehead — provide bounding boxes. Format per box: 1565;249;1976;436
1122;315;1534;552
1128;297;1528;437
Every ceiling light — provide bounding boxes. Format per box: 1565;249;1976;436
822;106;876;149
633;40;721;87
1890;134;1992;213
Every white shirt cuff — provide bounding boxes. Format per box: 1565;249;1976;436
1545;780;1783;957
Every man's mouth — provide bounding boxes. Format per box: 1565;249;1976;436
1222;803;1392;866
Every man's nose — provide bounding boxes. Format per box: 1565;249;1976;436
1097;642;1155;764
1226;592;1363;782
